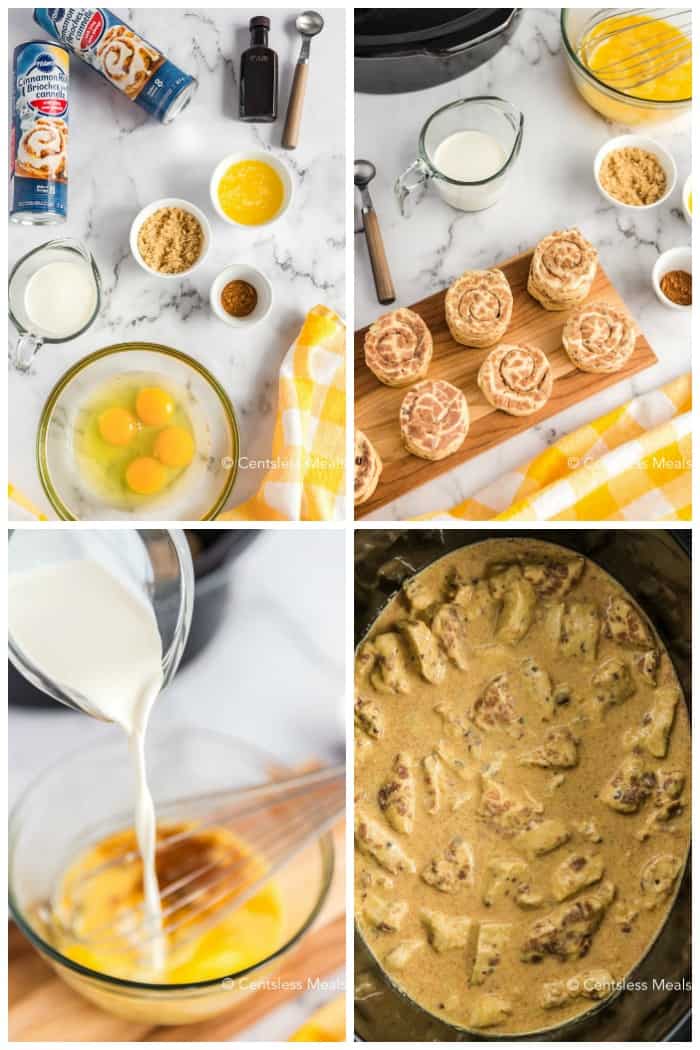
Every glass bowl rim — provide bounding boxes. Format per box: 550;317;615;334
560;8;692;107
36;342;240;521
8;725;336;994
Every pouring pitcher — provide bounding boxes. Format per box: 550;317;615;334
395;96;524;216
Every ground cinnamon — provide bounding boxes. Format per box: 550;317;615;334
660;269;691;306
220;279;257;317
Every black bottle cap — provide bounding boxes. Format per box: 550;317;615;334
250;16;270;30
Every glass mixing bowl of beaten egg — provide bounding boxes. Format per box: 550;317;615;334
9;729;335;1025
37;344;239;520
561;8;692;124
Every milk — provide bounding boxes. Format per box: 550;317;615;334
24;259;97;338
432;130;508;212
8;559;165;975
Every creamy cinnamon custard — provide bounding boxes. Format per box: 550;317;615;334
354;539;690;1036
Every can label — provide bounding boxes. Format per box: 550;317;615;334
11;41;69;221
34;8;196;123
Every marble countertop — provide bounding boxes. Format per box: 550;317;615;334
9;529;345;1039
8;7;345;520
355;8;691;520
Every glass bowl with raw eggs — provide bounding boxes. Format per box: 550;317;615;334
9;729;335;1024
37;344;239;520
210;151;293;228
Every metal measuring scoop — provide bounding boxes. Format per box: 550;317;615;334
355;159;396;306
282;11;324;149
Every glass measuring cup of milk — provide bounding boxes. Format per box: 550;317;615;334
8;529;194;719
395;97;524;216
8;238;101;372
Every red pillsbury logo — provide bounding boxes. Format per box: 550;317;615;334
80;10;106;49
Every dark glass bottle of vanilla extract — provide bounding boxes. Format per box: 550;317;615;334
239;16;278;122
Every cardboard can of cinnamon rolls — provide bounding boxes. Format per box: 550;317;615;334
10;41;70;225
33;8;197;124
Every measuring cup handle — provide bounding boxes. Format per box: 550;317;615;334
394;158;431;218
13;332;43;372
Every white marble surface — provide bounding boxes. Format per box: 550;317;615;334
355;8;691;520
8;529;345;1039
8;7;345;520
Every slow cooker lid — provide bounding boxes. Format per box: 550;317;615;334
354;8;515;54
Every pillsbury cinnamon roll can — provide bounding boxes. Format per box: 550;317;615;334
10;41;70;225
33;8;197;124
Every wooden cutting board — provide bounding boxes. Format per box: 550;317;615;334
9;823;345;1042
354;248;658;517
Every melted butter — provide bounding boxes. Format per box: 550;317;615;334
217;159;284;225
355;538;690;1036
52;823;284;984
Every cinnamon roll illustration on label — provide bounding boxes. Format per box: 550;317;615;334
399;380;470;461
478;344;553;416
528;229;598;311
445;268;513;348
15;117;68;180
364;308;433;387
96;25;164;99
354;430;383;506
562;300;638;374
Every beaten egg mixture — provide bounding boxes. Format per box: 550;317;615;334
51;823;284;984
582;12;691;102
354;539;690;1036
74;373;196;506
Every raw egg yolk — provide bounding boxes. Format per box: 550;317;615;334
126;456;167;496
154;426;195;468
136;387;175;427
98;407;138;447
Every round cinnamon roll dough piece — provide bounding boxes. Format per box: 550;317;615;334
364;308;433;387
354;429;383;506
528;228;598;311
562;299;638;374
478;343;553;416
445;268;513;348
399;379;470;461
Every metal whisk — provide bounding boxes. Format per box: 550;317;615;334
578;8;692;92
55;764;345;957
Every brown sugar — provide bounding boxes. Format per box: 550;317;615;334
138;206;204;274
599;147;667;206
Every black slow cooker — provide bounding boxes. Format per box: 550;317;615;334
8;529;258;709
355;9;522;94
354;529;691;1042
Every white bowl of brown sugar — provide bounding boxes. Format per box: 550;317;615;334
130;197;211;279
594;135;677;211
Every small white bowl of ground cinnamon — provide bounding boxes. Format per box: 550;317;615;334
594;135;676;211
210;263;273;328
652;246;692;311
130;197;211;278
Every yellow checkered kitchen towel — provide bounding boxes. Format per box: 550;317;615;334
421;374;691;522
220;305;346;521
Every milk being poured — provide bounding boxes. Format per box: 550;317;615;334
8;559;165;975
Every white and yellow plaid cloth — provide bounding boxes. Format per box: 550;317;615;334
421;374;691;522
221;305;346;521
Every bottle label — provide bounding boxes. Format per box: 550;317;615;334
33;8;196;122
11;41;69;220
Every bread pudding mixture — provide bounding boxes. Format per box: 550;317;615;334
354;539;690;1035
